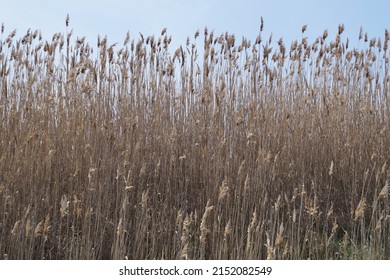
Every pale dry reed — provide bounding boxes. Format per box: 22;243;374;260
0;19;389;259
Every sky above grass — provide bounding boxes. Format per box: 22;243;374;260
1;0;389;51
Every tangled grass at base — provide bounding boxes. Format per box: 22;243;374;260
0;20;390;259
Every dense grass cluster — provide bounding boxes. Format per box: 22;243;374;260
0;19;390;259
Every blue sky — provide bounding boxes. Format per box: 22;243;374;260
1;0;389;51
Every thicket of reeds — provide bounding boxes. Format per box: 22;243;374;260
1;18;389;259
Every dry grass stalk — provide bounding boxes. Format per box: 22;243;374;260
246;210;257;256
275;222;285;247
378;182;389;198
355;199;367;221
218;179;229;202
199;200;214;259
0;19;389;259
180;214;193;260
11;220;21;236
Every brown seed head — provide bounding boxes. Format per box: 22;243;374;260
260;17;264;31
338;24;344;35
322;29;328;40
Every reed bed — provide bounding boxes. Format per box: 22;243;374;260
0;19;389;259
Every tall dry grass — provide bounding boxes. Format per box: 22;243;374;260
0;19;389;259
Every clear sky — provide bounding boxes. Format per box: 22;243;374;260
1;0;389;51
